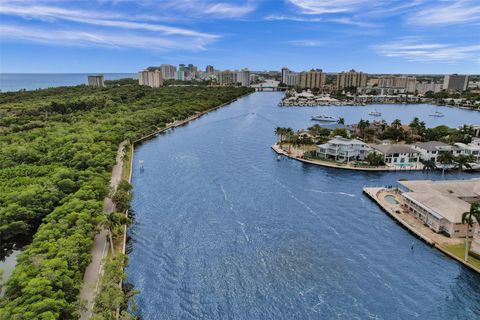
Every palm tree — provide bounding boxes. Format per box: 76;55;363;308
337;117;345;125
284;127;294;152
391;119;402;129
437;151;454;177
101;212;130;255
455;154;474;172
274;127;283;144
422;159;436;174
462;203;480;261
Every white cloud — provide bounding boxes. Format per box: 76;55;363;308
163;1;256;18
264;14;323;22
203;2;256;17
407;0;480;25
288;39;325;47
0;4;218;39
0;24;215;51
287;0;373;15
264;14;377;27
373;38;480;63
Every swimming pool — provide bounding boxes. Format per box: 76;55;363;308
384;194;399;205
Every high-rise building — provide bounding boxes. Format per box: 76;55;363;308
87;75;105;87
416;82;442;94
160;64;177;80
138;69;163;88
298;69;326;89
281;67;289;84
188;64;197;73
378;76;416;92
284;73;298;87
206;65;214;74
280;67;298;86
336;69;367;90
236;68;250;86
177;70;185;81
443;74;469;91
218;70;237;85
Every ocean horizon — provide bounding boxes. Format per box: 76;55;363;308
0;73;137;92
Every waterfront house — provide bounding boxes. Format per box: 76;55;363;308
454;138;480;163
398;179;480;238
316;136;370;162
370;144;420;167
412;141;452;162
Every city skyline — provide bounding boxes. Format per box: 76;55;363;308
1;0;480;74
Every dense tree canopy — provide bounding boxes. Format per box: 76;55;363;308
0;83;253;318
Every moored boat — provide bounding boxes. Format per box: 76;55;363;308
311;115;338;122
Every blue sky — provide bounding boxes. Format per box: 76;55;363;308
0;0;479;74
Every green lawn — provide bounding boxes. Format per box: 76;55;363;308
441;243;480;270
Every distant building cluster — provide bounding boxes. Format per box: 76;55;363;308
136;63;252;88
123;63;473;96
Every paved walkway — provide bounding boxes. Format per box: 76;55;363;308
78;141;126;320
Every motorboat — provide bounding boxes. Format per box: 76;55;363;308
429;111;444;117
311;115;338;122
369;110;382;116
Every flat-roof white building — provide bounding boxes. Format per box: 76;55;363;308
398;179;480;238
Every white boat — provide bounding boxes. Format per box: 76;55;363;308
369;109;381;116
429;111;444;117
311;115;338;122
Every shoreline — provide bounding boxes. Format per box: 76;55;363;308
271;144;422;172
363;187;480;275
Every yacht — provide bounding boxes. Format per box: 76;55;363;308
311;115;338;122
369;110;382;117
429;111;444;117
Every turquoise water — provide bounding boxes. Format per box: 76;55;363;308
384;195;399;205
126;92;480;319
0;73;137;92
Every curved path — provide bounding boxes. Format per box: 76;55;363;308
78;141;126;320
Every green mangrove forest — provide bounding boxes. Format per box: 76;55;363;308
0;82;253;319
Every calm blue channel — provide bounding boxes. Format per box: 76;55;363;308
127;92;480;319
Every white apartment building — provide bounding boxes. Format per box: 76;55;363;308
236;69;251;86
443;74;469;91
138;69;163;88
416;82;442;94
378;76;416;92
336;69;367;90
298;69;326;89
218;70;237;85
317;136;371;162
160;64;177;80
